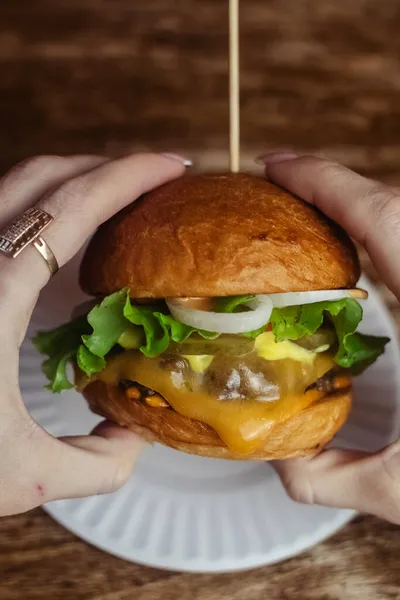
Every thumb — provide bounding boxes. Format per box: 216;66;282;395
259;153;400;299
32;422;146;504
274;440;400;524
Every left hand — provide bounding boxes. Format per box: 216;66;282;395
0;151;187;516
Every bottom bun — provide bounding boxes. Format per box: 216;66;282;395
82;380;352;460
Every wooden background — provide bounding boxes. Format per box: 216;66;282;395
1;1;400;598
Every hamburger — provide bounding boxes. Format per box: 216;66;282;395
34;173;389;459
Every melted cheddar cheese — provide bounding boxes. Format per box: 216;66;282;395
91;346;336;455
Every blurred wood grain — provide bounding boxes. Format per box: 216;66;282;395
0;0;400;181
1;511;400;600
0;1;399;598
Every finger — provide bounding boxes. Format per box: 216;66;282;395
41;152;188;268
0;154;108;229
0;155;109;338
274;441;400;524
0;152;187;330
259;153;400;298
55;423;147;498
2;419;146;515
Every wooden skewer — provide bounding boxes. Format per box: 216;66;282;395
229;0;240;173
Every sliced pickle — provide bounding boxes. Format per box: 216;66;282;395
168;334;255;357
294;328;337;352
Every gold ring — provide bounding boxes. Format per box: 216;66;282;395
32;236;59;275
0;207;59;276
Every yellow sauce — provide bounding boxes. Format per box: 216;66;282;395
255;331;316;364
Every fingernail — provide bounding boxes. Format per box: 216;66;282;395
161;152;193;167
255;152;300;166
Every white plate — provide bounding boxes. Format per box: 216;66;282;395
21;259;400;573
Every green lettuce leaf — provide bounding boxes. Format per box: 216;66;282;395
77;344;106;376
33;291;390;393
243;327;266;339
42;351;75;393
124;301;169;357
33;316;91;392
34;315;89;356
82;289;129;357
34;292;220;390
215;295;255;313
270;298;389;373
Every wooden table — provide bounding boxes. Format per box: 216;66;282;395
0;1;400;598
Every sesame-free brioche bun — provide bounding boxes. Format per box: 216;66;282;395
79;172;360;298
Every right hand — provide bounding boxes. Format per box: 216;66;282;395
259;152;400;524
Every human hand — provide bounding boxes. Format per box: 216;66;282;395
0;152;188;516
259;152;400;524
